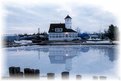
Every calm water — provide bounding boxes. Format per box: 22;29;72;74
4;45;118;78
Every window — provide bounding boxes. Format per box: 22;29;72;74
66;34;68;37
66;19;70;22
56;35;58;38
55;28;63;32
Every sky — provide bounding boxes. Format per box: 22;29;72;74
1;0;120;34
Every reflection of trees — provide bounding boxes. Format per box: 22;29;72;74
103;47;116;62
89;46;117;62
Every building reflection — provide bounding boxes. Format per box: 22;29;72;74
48;46;89;71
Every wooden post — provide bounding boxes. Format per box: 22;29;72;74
34;69;40;78
9;66;21;77
93;76;98;80
9;67;40;78
61;71;69;80
30;69;35;76
99;76;107;80
18;72;23;78
47;73;55;79
24;68;40;78
9;67;15;77
24;68;31;78
76;75;82;80
15;67;20;73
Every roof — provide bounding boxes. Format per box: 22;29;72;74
65;15;72;19
49;55;75;64
48;23;76;33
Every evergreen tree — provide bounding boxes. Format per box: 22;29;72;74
107;24;118;42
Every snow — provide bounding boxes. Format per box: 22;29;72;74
87;41;110;43
14;40;32;45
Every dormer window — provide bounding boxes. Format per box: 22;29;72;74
55;28;63;32
66;19;69;21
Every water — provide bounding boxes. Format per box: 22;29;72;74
3;45;118;79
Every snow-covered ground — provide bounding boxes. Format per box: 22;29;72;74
86;41;118;44
14;40;32;45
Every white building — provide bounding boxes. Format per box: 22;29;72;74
48;15;78;41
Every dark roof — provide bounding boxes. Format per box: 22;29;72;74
65;15;72;19
49;56;66;64
49;55;76;64
48;23;76;33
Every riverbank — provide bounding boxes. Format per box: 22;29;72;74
48;41;118;45
4;40;118;47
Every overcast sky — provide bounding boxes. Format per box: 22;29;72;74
2;0;119;34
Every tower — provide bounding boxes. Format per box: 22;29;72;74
65;15;72;29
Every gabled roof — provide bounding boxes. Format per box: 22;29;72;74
65;15;72;19
48;23;76;33
49;55;76;64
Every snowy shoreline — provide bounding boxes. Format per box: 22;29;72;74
4;42;118;48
